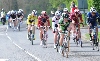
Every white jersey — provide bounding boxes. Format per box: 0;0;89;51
52;16;59;29
1;11;6;18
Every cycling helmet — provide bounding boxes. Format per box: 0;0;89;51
18;10;21;14
2;8;4;11
41;11;46;15
63;8;68;12
32;10;36;15
62;13;69;18
11;10;15;14
7;11;11;15
55;11;61;16
90;7;97;13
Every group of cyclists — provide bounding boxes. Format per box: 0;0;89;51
26;1;100;54
1;9;24;30
2;1;99;54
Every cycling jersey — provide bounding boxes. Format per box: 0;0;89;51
1;11;6;18
70;13;83;24
87;12;99;28
27;14;37;25
38;15;50;27
87;12;99;24
52;16;59;29
70;7;77;13
17;13;23;18
10;14;16;19
59;18;70;31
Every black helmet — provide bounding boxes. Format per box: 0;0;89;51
62;13;69;18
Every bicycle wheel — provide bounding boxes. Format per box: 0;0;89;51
18;24;20;31
56;34;60;52
31;38;33;45
62;48;64;57
80;41;82;47
97;38;99;51
92;39;95;50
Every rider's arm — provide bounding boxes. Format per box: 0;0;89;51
37;16;41;27
87;13;90;25
79;14;83;23
52;17;56;30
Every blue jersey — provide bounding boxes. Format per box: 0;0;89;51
6;14;10;20
87;12;99;23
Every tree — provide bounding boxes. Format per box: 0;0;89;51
11;0;18;10
92;0;100;13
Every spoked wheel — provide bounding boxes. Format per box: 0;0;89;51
42;40;47;48
56;44;59;52
62;49;64;57
97;38;99;51
30;34;33;45
92;39;95;50
80;41;83;47
66;50;68;58
18;24;20;31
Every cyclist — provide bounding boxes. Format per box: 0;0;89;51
10;10;17;30
6;11;11;28
27;10;37;40
58;13;71;54
0;8;6;25
70;9;83;43
52;11;61;48
62;8;70;15
70;1;78;13
38;11;49;45
87;7;99;42
17;11;23;22
19;9;24;21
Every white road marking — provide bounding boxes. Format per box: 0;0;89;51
6;26;42;61
0;59;9;61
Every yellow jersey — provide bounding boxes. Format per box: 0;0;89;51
27;14;37;25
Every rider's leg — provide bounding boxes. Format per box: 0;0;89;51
72;24;76;39
39;27;43;45
59;33;64;53
53;31;57;48
78;24;81;41
27;24;31;39
32;25;35;39
89;25;92;41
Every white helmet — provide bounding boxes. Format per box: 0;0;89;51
90;7;97;13
7;11;11;15
55;11;61;16
18;10;21;14
19;9;23;12
11;10;15;14
63;8;68;12
32;10;37;15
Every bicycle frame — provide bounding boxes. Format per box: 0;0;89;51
62;31;70;58
40;26;48;47
90;26;99;51
29;25;34;45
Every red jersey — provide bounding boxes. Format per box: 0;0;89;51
70;13;83;24
71;7;78;13
38;15;50;27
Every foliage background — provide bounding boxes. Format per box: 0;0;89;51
0;0;99;17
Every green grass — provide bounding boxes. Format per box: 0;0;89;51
85;32;100;40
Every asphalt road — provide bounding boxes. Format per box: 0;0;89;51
0;23;100;61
